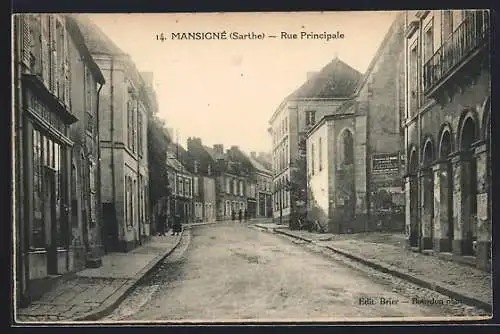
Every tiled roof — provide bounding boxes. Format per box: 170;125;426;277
203;146;224;161
70;14;126;55
244;153;272;175
166;153;190;174
288;57;362;99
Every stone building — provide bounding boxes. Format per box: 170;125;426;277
165;148;194;226
269;59;362;227
403;10;490;270
246;152;273;218
13;14;104;306
204;145;250;221
306;13;406;233
186;137;217;223
75;15;151;252
66;16;106;269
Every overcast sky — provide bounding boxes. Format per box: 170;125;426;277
86;11;398;155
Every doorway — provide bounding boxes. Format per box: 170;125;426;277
44;168;58;275
102;203;118;253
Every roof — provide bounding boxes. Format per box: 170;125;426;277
244;153;272;175
203;145;224;161
288;57;362;100
64;15;105;84
355;12;404;94
166;153;191;175
270;57;362;123
70;14;126;55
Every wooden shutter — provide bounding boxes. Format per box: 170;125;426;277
40;15;50;88
48;15;57;94
21;15;32;67
63;21;71;107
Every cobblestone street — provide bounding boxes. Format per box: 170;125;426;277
101;223;489;322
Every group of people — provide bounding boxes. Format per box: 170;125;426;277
157;212;182;236
231;209;251;222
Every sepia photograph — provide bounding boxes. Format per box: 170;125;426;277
11;10;492;324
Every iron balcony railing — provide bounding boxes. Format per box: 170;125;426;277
423;11;489;94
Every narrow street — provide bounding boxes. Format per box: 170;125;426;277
102;223;486;322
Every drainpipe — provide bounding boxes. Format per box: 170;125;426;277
417;18;423;251
94;81;104;259
136;98;142;246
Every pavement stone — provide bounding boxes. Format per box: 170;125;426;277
267;226;492;310
15;233;183;323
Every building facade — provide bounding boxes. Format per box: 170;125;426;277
166;152;193;225
76;16;151;252
403;10;490;270
66;16;106;268
269;59;363;227
13;14;104;306
186;137;217;223
247;152;273;218
306;14;406;233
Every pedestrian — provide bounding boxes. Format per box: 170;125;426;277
231;210;236;221
172;214;182;236
157;212;166;236
238;209;242;223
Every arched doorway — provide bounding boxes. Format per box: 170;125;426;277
337;129;355;233
439;130;453;251
422;140;434;250
408;149;419;247
459;117;478;256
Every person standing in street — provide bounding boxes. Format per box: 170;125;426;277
157;212;166;236
231;210;236;221
238;209;243;223
172;214;182;236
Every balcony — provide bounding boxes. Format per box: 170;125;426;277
423;12;489;96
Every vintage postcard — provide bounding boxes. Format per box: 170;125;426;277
11;10;492;324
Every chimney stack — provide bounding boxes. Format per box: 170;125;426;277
250;151;256;158
213;144;224;155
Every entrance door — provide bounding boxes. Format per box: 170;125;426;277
44;168;58;275
102;203;118;253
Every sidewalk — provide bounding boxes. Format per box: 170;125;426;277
254;223;492;312
16;233;183;322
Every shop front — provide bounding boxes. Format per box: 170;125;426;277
19;81;77;304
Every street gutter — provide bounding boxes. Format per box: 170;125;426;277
255;225;492;313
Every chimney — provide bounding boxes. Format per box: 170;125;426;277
307;71;319;80
250;151;256;158
213;144;224;155
230;145;239;151
140;72;154;87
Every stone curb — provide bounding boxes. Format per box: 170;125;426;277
260;226;492;313
72;230;185;321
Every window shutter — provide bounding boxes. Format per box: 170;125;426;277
21;15;32;67
64;23;71;107
48;16;57;94
40;15;50;88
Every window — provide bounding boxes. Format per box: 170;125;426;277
306;111;316;126
194;160;199;174
138;110;143;156
311;143;315;175
127;99;133;148
233;178;237;195
193;176;199;195
226;177;230;193
424;22;434;62
31;129;65;249
239;180;244;196
207;164;212;176
178;177;183;196
132;104;137;153
409;43;419;116
341;130;354;166
442;10;453;41
319;137;323;171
